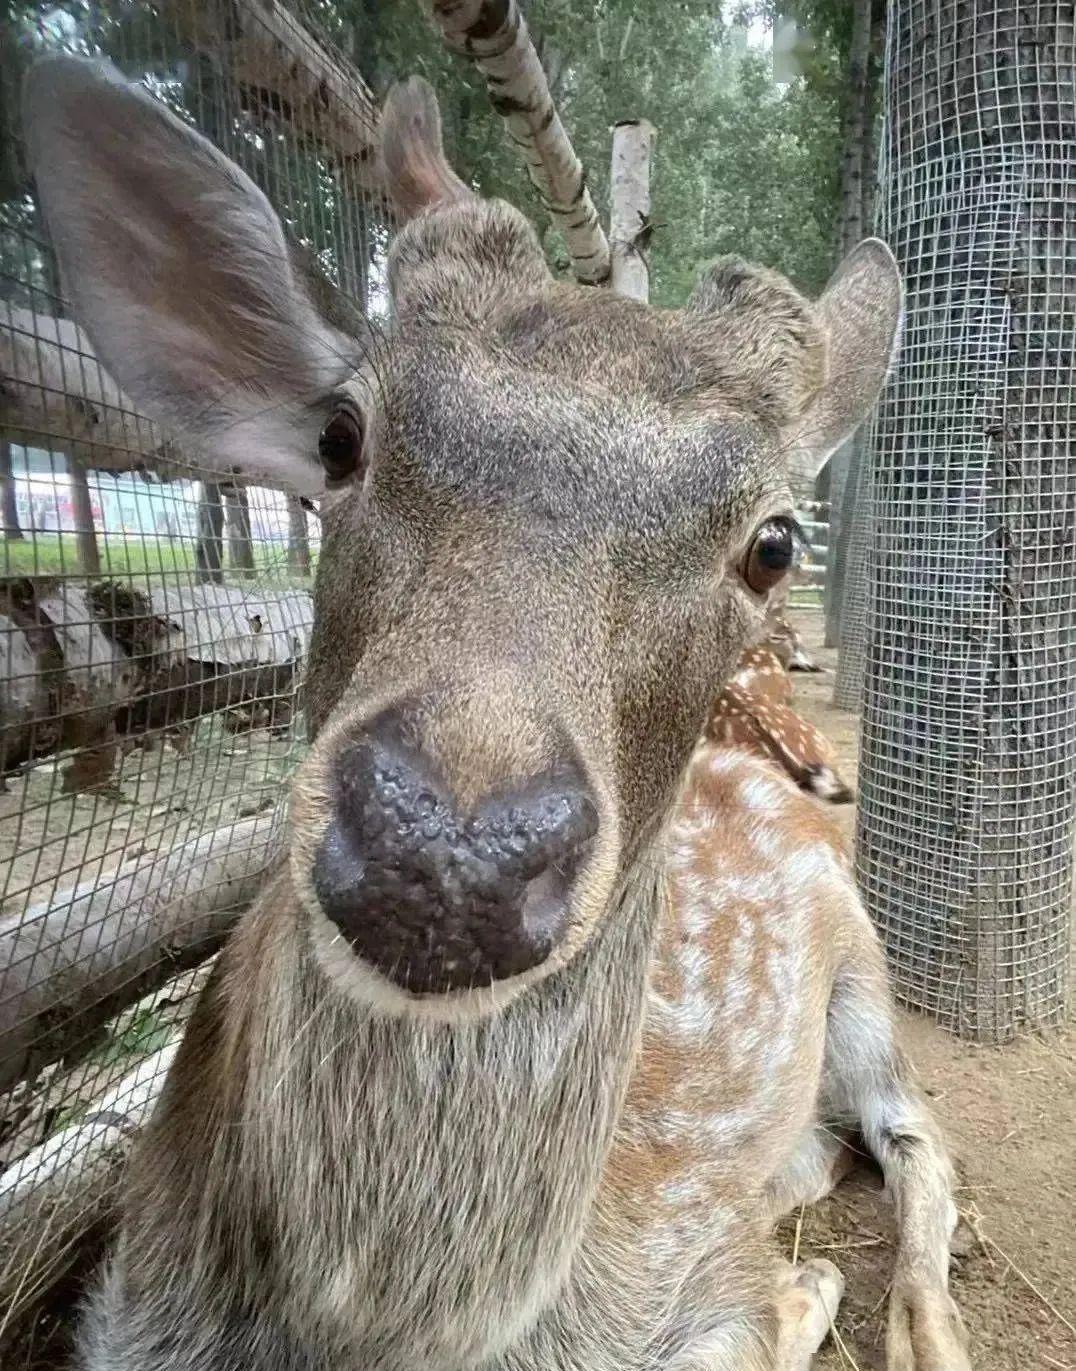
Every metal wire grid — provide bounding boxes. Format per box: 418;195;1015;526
0;0;387;1339
854;0;1076;1040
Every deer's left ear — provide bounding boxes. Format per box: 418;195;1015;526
381;77;551;324
785;239;903;481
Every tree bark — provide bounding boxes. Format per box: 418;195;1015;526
836;0;873;259
66;457;99;574
609;120;656;304
287;496;311;577
0;440;22;541
826;3;881;648
225;485;255;579
196;482;224;585
429;0;611;286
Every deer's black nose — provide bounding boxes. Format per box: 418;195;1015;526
312;721;598;995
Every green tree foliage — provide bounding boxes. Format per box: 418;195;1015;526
1;0;850;309
315;0;847;302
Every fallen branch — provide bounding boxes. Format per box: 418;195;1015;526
0;812;283;1093
430;0;611;285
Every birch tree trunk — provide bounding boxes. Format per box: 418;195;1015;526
429;0;611;285
609;120;656;304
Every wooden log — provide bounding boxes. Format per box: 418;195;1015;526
0;811;283;1094
164;0;379;184
609;119;655;304
0;1040;176;1336
430;0;611;285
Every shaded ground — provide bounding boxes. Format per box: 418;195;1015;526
788;613;1075;1371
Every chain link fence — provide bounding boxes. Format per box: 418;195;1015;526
854;0;1076;1041
0;0;389;1348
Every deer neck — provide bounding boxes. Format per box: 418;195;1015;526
214;850;664;1363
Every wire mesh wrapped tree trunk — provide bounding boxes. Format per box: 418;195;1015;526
855;0;1076;1039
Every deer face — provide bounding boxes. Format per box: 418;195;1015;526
25;61;900;1019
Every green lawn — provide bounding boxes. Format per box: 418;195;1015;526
1;533;316;583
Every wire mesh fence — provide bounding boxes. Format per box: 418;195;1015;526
0;0;389;1343
854;0;1076;1041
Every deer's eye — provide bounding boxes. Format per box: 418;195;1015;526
318;409;365;483
742;517;797;594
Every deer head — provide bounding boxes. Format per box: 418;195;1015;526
24;58;900;1021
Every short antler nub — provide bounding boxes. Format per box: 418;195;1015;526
379;76;473;222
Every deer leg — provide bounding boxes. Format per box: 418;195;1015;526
663;1255;841;1371
763;1123;858;1221
822;964;971;1371
773;1258;844;1371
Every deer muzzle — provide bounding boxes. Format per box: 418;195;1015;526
312;716;599;995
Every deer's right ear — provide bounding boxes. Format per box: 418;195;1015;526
23;55;365;496
784;240;903;481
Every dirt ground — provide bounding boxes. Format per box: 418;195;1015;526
786;614;1075;1371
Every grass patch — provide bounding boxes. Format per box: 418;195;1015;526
2;533;317;583
91;1007;173;1067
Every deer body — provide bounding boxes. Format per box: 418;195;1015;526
23;57;968;1371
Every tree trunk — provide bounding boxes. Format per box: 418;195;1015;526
67;457;99;574
287;495;311;577
196;481;224;585
429;0;611;285
824;440;853;649
225;485;255;579
861;26;884;235
0;439;23;541
836;0;873;259
826;3;880;647
609;119;656;304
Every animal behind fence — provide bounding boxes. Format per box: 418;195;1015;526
706;644;854;804
10;36;971;1371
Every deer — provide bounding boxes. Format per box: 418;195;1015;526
24;54;970;1371
706;644;855;803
